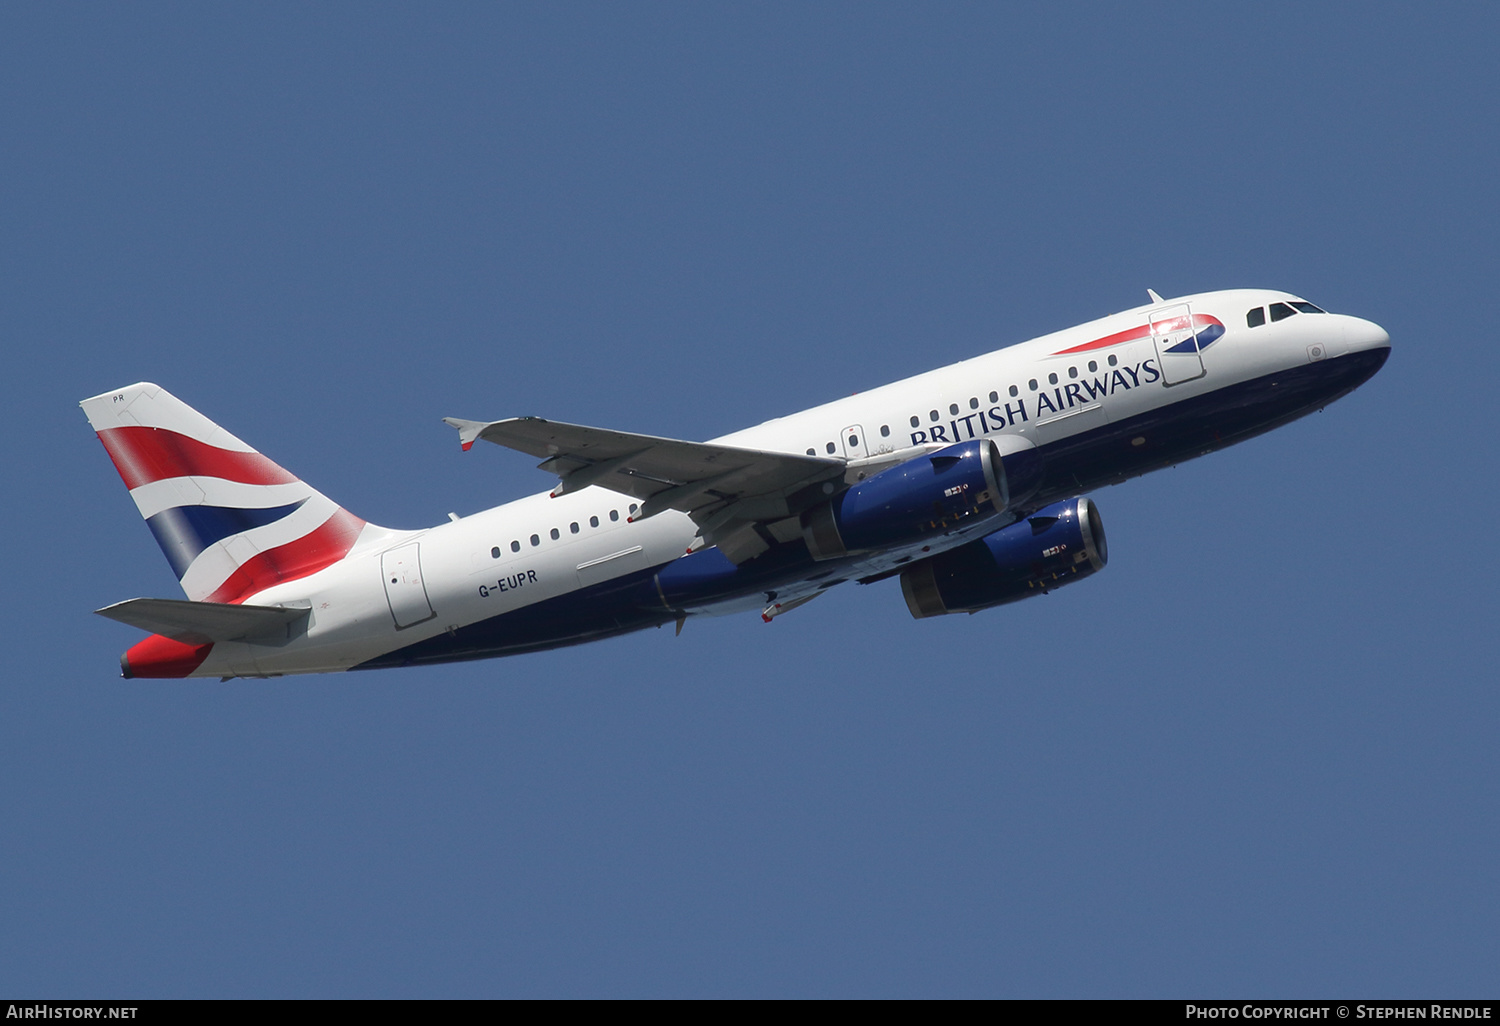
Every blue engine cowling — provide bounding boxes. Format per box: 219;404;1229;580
801;439;1044;560
899;497;1107;617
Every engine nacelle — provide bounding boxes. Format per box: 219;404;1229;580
801;439;1043;561
899;497;1107;618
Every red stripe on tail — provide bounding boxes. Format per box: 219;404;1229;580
204;508;366;604
97;427;300;490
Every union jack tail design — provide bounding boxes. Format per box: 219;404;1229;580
81;383;372;604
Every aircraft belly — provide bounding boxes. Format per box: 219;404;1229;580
1029;346;1389;500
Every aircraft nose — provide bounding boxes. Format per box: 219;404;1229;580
1342;315;1391;352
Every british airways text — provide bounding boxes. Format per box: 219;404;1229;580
909;359;1161;445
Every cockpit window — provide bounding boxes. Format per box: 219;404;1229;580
1269;302;1297;322
1246;307;1266;328
1290;301;1326;314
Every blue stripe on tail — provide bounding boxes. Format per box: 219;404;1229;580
145;500;307;578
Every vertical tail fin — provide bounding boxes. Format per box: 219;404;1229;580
81;383;370;604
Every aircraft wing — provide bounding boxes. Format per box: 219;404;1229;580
96;597;310;646
444;416;846;562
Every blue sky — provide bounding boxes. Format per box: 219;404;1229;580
2;3;1497;997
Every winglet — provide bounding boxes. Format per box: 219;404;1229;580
442;417;490;452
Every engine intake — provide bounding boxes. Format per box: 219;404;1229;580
801;439;1042;560
900;497;1107;618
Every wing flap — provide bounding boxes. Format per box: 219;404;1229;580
444;416;844;520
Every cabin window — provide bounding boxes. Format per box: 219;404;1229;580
880;424;890;437
550;528;560;540
1108;355;1118;367
929;410;939;422
629;504;639;514
530;534;540;547
806;448;815;455
570;522;579;534
1009;385;1019;397
825;441;836;454
1269;302;1296;322
1088;360;1098;372
1247;307;1266;327
1028;379;1038;391
968;397;979;410
610;510;619;522
590;516;599;528
1048;373;1058;385
511;540;521;552
910;415;919;428
491;547;501;559
847;433;859;447
1068;367;1077;379
948;403;959;416
989;391;998;403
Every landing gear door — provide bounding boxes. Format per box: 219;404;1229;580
1150;303;1206;386
382;542;436;629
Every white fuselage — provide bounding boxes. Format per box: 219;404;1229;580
193;288;1390;678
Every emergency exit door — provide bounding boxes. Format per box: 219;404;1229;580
840;425;868;459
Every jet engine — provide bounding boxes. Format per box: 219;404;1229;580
801;439;1043;560
899;497;1107;618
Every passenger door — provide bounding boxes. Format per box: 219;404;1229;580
1150;303;1207;386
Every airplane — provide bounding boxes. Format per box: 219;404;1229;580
82;288;1390;679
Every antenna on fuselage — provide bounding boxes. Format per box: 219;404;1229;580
1147;288;1165;304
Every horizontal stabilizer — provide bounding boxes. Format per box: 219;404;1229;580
95;597;310;645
